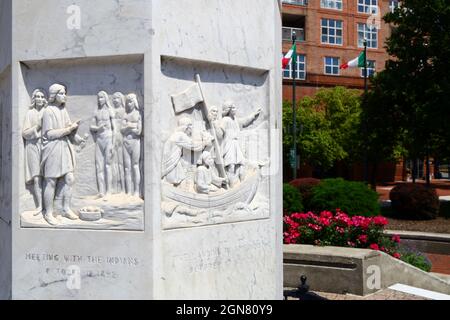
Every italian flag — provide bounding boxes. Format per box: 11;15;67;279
340;51;365;69
282;43;297;69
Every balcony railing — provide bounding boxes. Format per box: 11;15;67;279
282;0;308;6
282;27;305;42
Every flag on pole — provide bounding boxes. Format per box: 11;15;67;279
171;83;204;113
282;43;297;69
339;51;366;69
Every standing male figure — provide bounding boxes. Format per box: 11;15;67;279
221;101;261;188
90;91;115;197
41;84;86;225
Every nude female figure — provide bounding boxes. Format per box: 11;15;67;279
121;94;142;197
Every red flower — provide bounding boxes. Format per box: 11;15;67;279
307;223;322;232
369;243;380;251
373;216;388;226
391;235;401;243
318;217;331;226
352;216;371;229
347;241;356;247
357;234;368;244
320;211;333;219
393;252;401;259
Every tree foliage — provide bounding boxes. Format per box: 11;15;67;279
367;0;450;161
283;87;362;171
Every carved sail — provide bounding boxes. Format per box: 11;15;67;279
162;168;261;210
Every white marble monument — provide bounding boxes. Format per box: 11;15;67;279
0;0;283;299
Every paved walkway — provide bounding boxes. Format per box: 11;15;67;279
311;289;430;300
427;253;450;275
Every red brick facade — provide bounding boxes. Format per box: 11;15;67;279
282;1;408;182
282;0;392;100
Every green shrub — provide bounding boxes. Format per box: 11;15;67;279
289;178;321;209
389;184;439;220
398;245;432;272
309;178;380;216
283;183;303;214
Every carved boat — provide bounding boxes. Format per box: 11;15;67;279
162;168;261;210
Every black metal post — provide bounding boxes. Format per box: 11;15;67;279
426;144;431;186
363;39;369;184
292;31;298;179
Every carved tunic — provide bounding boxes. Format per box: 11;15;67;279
22;108;44;183
41;105;76;179
221;117;245;167
162;132;204;185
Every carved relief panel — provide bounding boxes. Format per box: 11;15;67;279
160;58;271;229
19;56;144;230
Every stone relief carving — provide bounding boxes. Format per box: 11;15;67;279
22;89;47;215
20;85;144;230
90;91;115;198
161;74;270;229
122;93;142;198
111;92;126;193
41;84;87;225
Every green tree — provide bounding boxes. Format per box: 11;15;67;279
283;87;362;174
367;0;450;184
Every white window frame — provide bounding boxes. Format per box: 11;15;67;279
324;56;340;76
361;60;376;78
357;0;378;14
283;54;306;80
357;23;378;49
321;18;343;45
389;0;399;13
320;0;343;10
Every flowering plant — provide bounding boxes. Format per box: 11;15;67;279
284;210;402;259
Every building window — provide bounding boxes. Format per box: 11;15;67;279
389;0;399;13
282;27;305;42
321;19;343;45
320;0;342;10
324;57;340;75
283;0;308;6
361;60;376;77
357;0;378;14
283;54;306;80
357;23;378;48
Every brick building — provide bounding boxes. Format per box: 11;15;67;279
281;0;409;182
281;0;398;99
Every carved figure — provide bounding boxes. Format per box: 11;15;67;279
195;151;227;194
162;117;212;186
23;89;47;214
121;93;142;197
90;91;115;197
220;101;261;187
41;84;86;225
111;92;126;192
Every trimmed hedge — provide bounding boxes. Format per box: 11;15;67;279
309;178;380;217
389;184;439;220
283;183;303;214
289;178;321;209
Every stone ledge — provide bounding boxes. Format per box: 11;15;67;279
284;244;450;296
384;230;450;255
